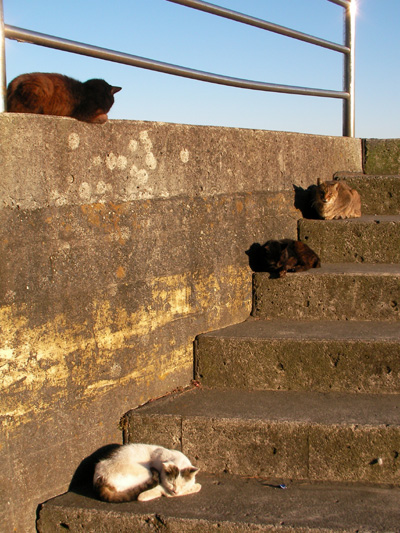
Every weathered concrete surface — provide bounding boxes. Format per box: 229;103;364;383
125;387;400;484
1;114;362;209
334;173;400;215
36;474;400;533
363;138;400;175
0;114;362;532
298;215;400;263
252;264;400;321
195;318;400;393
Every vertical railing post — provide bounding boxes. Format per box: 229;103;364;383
343;0;356;137
0;0;6;112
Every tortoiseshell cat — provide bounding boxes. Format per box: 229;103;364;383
260;239;321;278
93;443;201;503
7;73;121;123
313;178;361;220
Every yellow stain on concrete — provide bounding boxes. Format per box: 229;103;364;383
92;274;192;352
0;266;250;421
90;267;248;360
0;306;91;419
85;344;191;396
116;266;126;279
236;199;244;213
81;202;128;244
265;192;297;216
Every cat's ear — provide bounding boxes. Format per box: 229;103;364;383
111;86;122;95
162;462;179;477
317;178;321;186
182;466;199;479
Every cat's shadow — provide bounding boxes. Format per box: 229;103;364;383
246;243;268;273
68;444;120;498
293;184;320;219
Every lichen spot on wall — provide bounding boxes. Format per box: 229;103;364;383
106;152;128;171
68;132;80;150
128;139;138;152
96;181;113;196
180;148;190;163
79;182;92;202
130;165;149;186
139;131;157;170
145;152;157;170
139;130;153;152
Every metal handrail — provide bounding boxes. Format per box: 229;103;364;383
167;0;350;54
0;0;355;136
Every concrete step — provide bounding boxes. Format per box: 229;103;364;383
298;215;400;264
123;387;400;485
363;138;400;176
36;474;400;533
195;318;400;393
252;264;400;322
334;173;400;215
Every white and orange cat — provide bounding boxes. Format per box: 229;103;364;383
93;443;201;502
313;178;361;220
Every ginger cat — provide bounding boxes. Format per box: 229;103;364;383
313;179;361;220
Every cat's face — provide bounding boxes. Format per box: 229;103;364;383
263;240;284;267
160;463;199;495
316;182;339;204
82;79;121;122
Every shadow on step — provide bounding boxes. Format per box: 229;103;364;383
293;183;320;219
68;444;120;498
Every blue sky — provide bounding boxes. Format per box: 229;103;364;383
3;0;400;138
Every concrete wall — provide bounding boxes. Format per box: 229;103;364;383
363;138;400;174
0;113;362;532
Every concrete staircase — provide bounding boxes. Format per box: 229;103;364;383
37;170;400;531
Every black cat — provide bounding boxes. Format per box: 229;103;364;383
7;72;121;123
247;239;321;278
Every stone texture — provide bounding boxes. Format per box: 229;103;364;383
334;173;400;215
363;138;400;174
252;264;400;321
0;115;363;531
124;388;400;484
309;424;400;484
36;474;400;533
182;417;309;479
34;150;399;533
195;319;400;393
298;215;400;263
1;114;362;211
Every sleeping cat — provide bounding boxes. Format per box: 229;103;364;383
313;178;361;220
262;239;321;278
7;73;121;123
93;443;201;503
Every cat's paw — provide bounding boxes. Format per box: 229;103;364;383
191;483;202;494
137;486;162;502
89;112;108;124
182;483;202;496
137;491;158;502
137;492;151;502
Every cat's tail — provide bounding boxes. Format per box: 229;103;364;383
94;468;160;503
7;78;47;113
